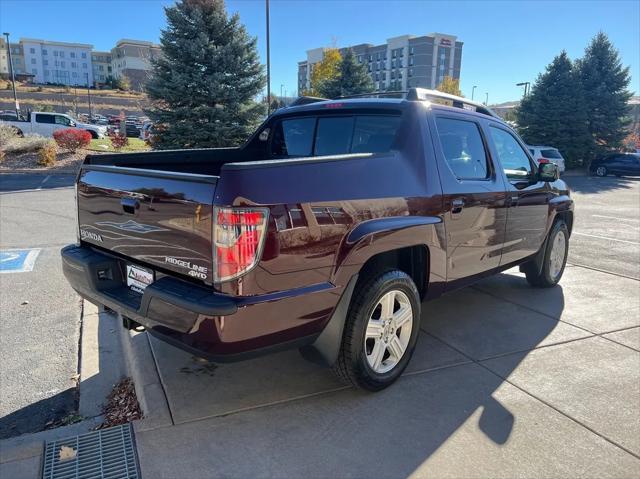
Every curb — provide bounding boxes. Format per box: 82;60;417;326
78;301;127;418
115;311;173;432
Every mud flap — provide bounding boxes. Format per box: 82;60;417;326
299;274;359;367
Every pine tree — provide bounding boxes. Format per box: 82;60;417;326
576;32;632;156
145;0;265;149
517;51;592;168
319;49;374;98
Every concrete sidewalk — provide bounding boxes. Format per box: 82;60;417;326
128;266;640;478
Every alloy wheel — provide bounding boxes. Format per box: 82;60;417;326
549;230;567;279
364;289;413;374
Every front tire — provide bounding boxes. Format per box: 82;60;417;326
333;270;420;391
86;130;98;139
525;220;569;288
595;166;608;177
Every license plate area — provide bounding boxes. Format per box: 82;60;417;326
126;264;155;294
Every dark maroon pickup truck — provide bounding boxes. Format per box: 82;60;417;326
61;88;574;391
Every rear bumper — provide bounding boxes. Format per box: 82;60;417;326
61;244;336;361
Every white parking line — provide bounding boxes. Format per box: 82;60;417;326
592;214;640;223
573;232;640;245
37;175;52;190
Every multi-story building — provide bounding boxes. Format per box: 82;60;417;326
0;38;8;76
9;42;25;75
298;33;463;93
110;39;161;90
92;51;112;86
20;38;94;86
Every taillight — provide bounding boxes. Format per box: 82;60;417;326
213;207;269;282
538;158;551;164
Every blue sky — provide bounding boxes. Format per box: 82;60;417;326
1;0;638;104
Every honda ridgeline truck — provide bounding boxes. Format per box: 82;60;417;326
61;89;573;391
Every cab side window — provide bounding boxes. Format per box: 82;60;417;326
489;126;533;181
435;117;489;179
35;114;55;124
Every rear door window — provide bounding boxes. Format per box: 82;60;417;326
435;117;489;179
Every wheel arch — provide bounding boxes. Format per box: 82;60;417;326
301;216;446;368
332;215;445;300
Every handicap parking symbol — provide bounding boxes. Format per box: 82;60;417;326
0;249;41;273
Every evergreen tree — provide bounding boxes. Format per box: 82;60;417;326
145;0;265;149
576;32;632;156
319;49;374;98
517;51;592;168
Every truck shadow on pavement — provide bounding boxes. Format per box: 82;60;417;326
136;270;571;477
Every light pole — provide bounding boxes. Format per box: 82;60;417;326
471;85;477;101
3;32;19;118
485;92;489;106
516;81;530;97
85;73;92;120
265;0;271;115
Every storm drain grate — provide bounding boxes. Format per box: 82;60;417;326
42;424;139;479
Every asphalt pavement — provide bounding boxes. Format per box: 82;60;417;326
0;175;80;438
564;175;640;279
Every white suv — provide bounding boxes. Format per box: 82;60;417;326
527;146;566;174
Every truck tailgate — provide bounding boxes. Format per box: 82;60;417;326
77;165;217;284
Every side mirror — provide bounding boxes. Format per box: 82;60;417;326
538;162;559;182
70;121;76;127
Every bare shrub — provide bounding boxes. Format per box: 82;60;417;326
4;134;50;154
37;141;58;166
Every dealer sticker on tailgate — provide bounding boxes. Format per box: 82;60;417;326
126;264;154;294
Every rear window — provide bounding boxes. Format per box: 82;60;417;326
270;114;400;158
540;149;563;159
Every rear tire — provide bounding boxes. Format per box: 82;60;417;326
525;220;569;288
595;166;608;177
333;270;420;391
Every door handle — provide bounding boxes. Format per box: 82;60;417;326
121;197;139;215
451;198;465;214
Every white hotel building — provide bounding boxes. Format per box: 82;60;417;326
20;38;94;86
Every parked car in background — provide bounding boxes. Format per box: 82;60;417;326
590;153;640;177
122;121;141;138
528;146;566;174
0;112;107;139
0;111;21;121
62;88;573;392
